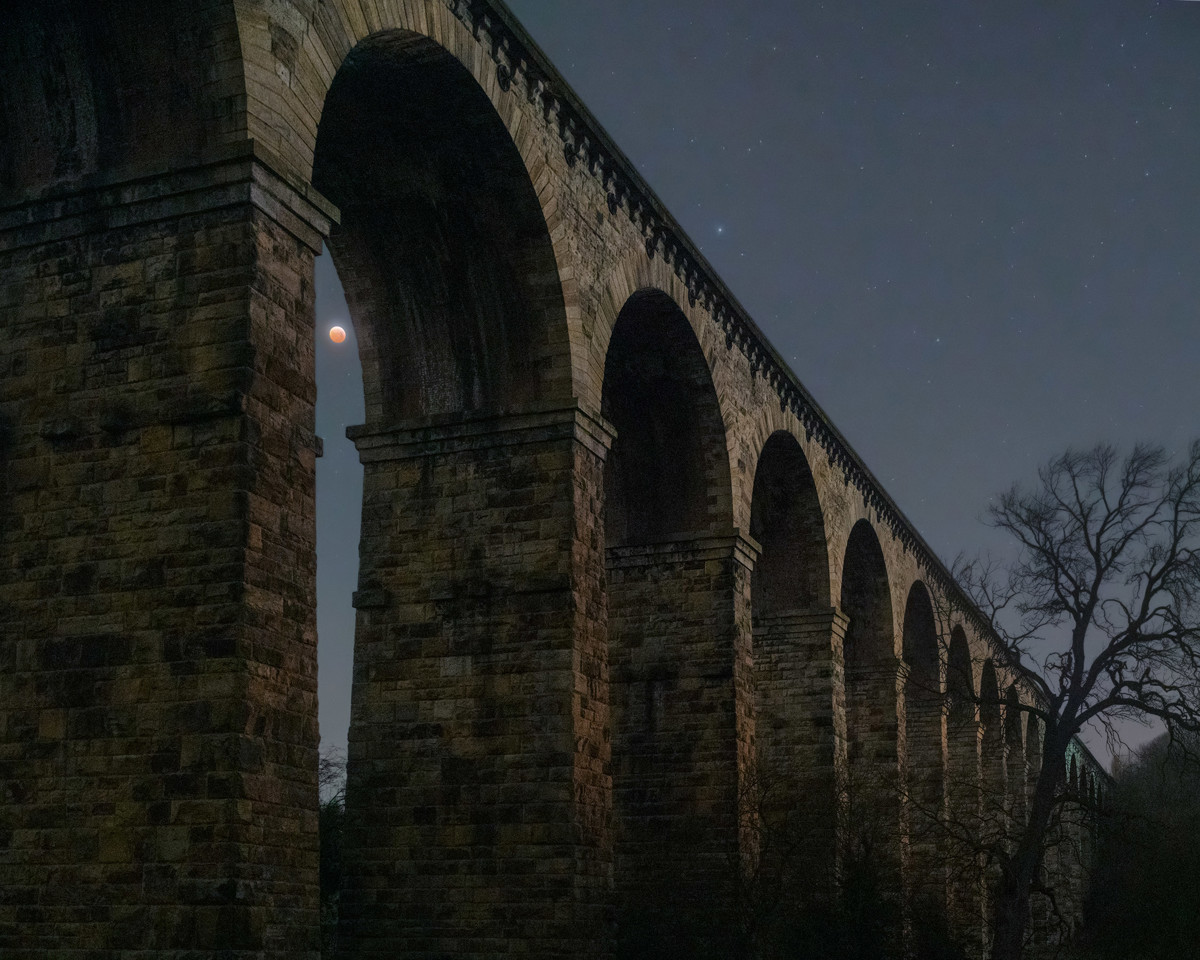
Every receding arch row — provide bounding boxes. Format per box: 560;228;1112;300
0;4;1099;958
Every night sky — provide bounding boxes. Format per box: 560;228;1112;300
314;0;1200;758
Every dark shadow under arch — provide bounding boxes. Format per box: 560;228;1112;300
602;290;732;546
902;581;947;916
602;289;741;957
902;582;940;698
748;431;835;897
840;521;901;874
313;30;569;424
841;521;893;672
750;431;829;615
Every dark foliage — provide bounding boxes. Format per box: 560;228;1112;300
1082;734;1200;960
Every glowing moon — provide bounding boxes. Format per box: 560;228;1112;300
329;325;347;344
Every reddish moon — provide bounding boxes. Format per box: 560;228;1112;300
329;325;347;344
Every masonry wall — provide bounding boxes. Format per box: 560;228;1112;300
0;2;1106;957
0;155;328;956
337;409;613;958
752;609;847;898
606;536;755;955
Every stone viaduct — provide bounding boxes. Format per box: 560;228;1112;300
0;1;1105;957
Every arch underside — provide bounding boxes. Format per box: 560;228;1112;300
902;582;946;911
308;22;597;958
601;288;744;953
313;30;569;425
749;431;838;896
840;520;901;875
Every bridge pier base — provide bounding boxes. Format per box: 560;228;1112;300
0;149;331;958
752;608;849;908
606;533;757;959
340;406;615;959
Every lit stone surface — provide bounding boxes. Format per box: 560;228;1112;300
0;2;1104;957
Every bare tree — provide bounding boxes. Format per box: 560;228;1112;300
952;443;1200;960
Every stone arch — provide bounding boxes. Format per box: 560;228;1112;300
0;2;242;202
901;580;946;914
750;431;829;615
588;245;736;453
841;520;895;668
946;626;976;716
305;21;595;955
840;520;901;872
225;0;587;418
312;30;571;424
602;289;732;545
748;430;837;894
601;287;744;951
901;581;940;702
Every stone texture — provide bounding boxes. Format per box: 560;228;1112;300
0;151;330;957
0;2;1107;958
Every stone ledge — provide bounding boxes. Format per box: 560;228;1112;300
605;530;760;572
753;607;849;635
0;140;337;254
347;402;616;462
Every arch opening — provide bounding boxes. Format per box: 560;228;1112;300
839;520;900;870
748;431;834;895
312;31;569;425
602;290;731;547
601;290;740;953
946;626;976;721
313;251;365;750
749;431;829;615
902;582;940;702
310;31;589;953
901;581;946;915
841;521;894;672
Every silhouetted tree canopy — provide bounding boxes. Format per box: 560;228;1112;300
952;442;1200;960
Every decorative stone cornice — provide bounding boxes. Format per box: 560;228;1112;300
460;0;996;653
